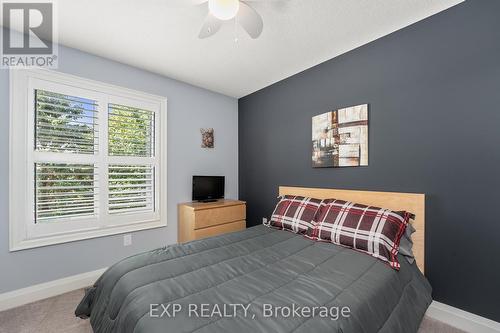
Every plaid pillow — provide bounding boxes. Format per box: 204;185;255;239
266;195;322;234
306;199;410;270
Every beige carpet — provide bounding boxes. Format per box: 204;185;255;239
0;289;468;333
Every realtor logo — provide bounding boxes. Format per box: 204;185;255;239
1;1;58;68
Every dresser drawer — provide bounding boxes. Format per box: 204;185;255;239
194;220;246;240
194;204;246;229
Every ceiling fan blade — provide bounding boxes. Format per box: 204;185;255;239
237;2;263;39
199;13;222;39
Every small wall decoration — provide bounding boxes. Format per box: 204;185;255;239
200;128;214;148
312;104;368;168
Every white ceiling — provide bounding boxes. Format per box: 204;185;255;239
55;0;463;98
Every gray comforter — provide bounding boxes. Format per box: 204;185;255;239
76;225;432;333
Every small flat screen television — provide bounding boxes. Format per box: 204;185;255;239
192;176;225;202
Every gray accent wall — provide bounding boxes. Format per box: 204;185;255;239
0;37;238;293
239;0;500;322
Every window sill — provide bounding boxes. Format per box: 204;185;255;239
9;219;167;252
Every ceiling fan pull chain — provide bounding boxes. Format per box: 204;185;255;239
234;15;239;43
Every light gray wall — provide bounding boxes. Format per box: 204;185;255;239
0;41;238;293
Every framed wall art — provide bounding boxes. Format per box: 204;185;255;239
312;104;368;168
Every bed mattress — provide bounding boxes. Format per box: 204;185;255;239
76;225;432;333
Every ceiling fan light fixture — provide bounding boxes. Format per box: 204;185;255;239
209;0;240;21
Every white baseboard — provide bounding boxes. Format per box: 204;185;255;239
427;301;500;333
0;268;107;312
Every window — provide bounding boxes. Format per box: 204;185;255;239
10;69;167;251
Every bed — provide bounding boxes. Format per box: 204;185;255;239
76;187;432;333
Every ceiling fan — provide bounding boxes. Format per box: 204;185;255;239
189;0;286;40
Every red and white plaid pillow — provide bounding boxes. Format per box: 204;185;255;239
266;195;322;234
306;199;410;270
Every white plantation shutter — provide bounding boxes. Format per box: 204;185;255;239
33;89;100;227
35;163;98;221
108;103;154;157
108;165;154;214
35;90;99;154
107;102;157;218
10;69;166;250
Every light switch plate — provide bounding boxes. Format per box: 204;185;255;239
123;234;132;246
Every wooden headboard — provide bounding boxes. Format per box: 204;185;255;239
279;186;425;274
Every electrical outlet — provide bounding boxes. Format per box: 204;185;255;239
262;217;268;224
123;234;132;246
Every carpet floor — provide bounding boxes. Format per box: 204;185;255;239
0;289;468;333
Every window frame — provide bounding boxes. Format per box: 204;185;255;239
9;69;167;251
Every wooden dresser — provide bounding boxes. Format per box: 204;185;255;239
178;199;246;243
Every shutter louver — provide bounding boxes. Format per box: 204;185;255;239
35;163;97;222
108;104;154;157
35;90;98;154
108;165;154;214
